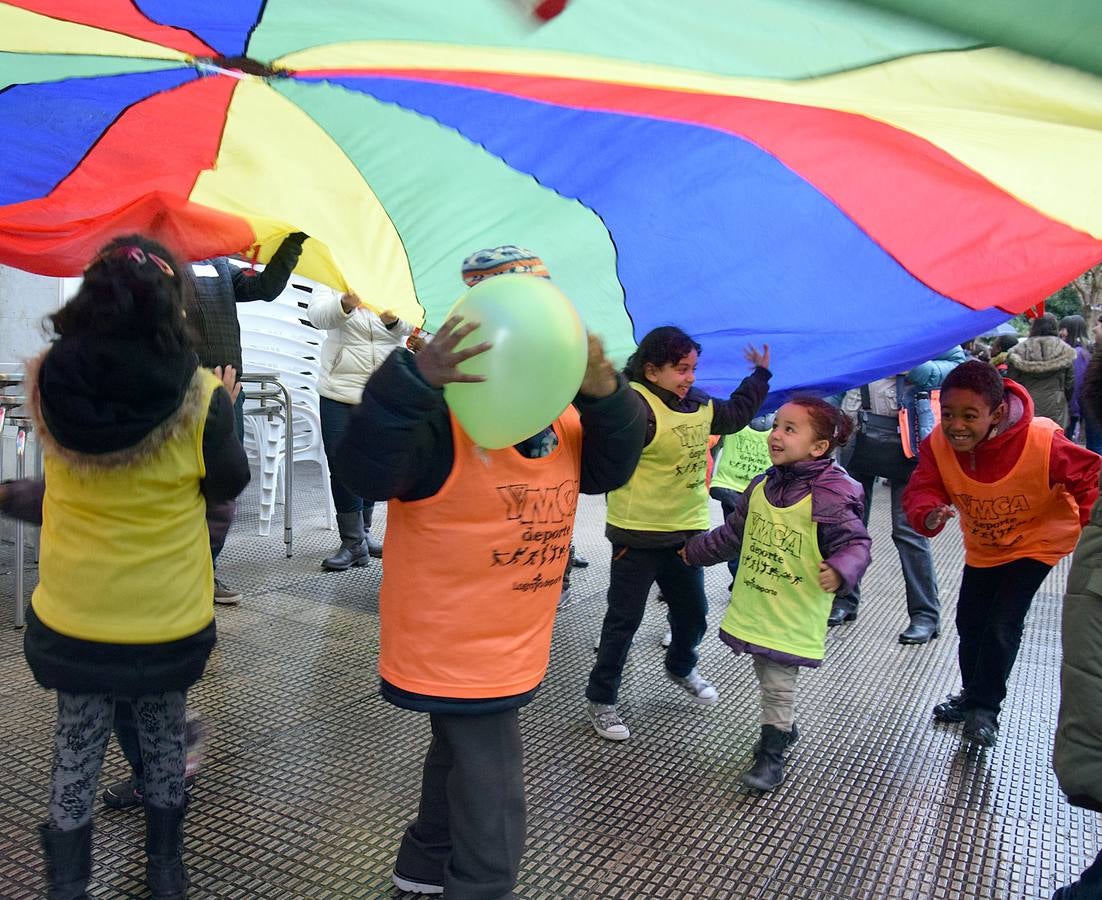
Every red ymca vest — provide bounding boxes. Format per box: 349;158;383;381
379;406;583;699
929;418;1080;567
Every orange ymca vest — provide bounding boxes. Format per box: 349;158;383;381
929;418;1081;567
379;406;583;699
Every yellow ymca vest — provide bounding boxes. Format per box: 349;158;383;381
929;418;1081;567
606;383;712;531
32;368;221;644
711;427;772;493
721;482;832;660
379;406;583;699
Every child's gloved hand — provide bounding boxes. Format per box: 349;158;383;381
579;334;617;399
415;315;492;388
924;504;956;532
817;562;841;593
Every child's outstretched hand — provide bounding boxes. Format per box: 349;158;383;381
578;334;617;399
924;505;956;532
415;315;492;389
817;562;841;593
744;343;770;370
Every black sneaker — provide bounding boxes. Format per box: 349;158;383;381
102;775;195;811
933;692;968;723
102;776;143;810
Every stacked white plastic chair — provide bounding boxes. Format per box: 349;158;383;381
237;272;337;536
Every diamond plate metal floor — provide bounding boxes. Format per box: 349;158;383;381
1;463;1099;899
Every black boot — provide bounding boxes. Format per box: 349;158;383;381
362;504;384;558
39;821;92;900
741;725;793;792
145;803;188;899
322;512;370;571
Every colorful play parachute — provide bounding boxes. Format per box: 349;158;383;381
2;1;1102;398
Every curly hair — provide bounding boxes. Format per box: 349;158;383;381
941;359;1005;411
623;326;701;382
49;235;192;355
786;396;853;453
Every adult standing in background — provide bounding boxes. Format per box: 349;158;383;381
1006;312;1076;430
832;346;967;644
1059;314;1093;442
188;232;308;603
308;288;417;570
1052;350;1102;900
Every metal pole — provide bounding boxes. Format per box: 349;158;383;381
273;380;294;558
13;424;26;628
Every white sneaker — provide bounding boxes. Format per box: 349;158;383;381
666;668;719;705
392;871;443;895
587;702;630;741
660;628;672;648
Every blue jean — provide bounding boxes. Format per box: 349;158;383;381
320;395;373;521
1085;415;1102;455
835;474;939;625
586;545;708;704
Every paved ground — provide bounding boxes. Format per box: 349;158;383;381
0;463;1099;899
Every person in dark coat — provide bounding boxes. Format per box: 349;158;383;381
1052;351;1102;900
1006;313;1077;429
187;232;307;604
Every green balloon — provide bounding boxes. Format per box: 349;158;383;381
443;275;588;449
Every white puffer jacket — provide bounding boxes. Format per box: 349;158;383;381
307;289;415;405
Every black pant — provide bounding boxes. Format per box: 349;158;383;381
320;395;373;518
395;710;524;900
956;558;1051;716
587;545;707;705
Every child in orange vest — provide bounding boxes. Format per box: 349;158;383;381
333;246;645;898
903;360;1099;747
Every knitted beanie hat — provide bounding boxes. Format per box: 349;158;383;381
460;245;550;286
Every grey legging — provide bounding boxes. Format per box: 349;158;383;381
47;690;187;830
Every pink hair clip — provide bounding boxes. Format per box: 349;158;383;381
86;245;175;278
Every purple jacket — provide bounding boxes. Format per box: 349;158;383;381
684;457;871;598
1071;344;1092;418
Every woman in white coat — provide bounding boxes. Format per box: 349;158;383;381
308;289;418;569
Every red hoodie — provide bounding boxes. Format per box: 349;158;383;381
903;378;1099;538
